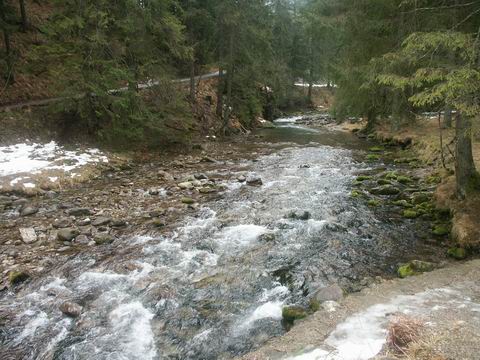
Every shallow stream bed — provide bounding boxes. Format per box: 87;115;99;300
0;117;443;359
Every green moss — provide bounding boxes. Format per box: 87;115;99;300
308;299;320;313
447;247;467;260
181;197;195;205
426;175;441;184
403;209;418;219
396;176;411;184
282;306;307;323
351;190;363;198
8;271;29;285
366;154;381;161
384;171;398;180
356;175;373;182
377;179;392;185
369;146;384;152
392;199;412;208
397;264;415;278
368;199;380;207
432;224;449;236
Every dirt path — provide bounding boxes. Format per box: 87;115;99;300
240;259;480;360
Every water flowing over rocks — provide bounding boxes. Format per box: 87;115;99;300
0;117;446;359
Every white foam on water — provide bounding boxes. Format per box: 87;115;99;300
273;116;303;124
260;285;290;302
109;302;156;360
23;182;36;188
16;311;49;343
217;224;268;246
132;235;154;245
239;301;284;331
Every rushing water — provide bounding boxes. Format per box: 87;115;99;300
1;119;429;359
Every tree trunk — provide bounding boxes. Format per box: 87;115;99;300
444;106;452;128
189;59;196;104
455;113;477;199
19;0;28;32
216;67;224;117
222;31;234;134
365;109;376;133
3;30;14;84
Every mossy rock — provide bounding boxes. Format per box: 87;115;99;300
384;171;398;180
426;175;442;184
396;176;412;184
308;299;320;313
412;192;431;205
435;208;451;221
369;185;401;196
447;247;467;260
397;260;435;278
282;306;308;323
368;199;380;207
366;154;381;161
403;209;418;219
351;190;363;198
352;181;363;187
181;197;195;205
432;224;449;236
377;179;392;186
369;146;384;152
392;199;412;208
356;175;373;182
397;264;415;278
8;270;30;285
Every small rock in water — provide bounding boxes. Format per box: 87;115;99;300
246;175;263;186
59;301;82;318
75;235;90;245
237;175;246;183
57;228;80;242
111;219;127;227
92;217;112;226
21;206;38;217
94;233;114;245
77;218;91;226
67;207;92;216
194;173;208;180
201;156;216;163
286;211;311;221
19;227;37;244
181;197;195;205
259;233;276;242
8;270;30;285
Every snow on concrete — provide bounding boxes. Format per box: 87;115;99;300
286;287;480;360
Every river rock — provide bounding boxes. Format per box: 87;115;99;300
369;185;400;196
75;235;90;245
237;175;246;183
67;208;92;216
312;284;344;302
8;270;30;285
60;301;83;318
77;218;91;226
21;206;38;217
181;197;195;205
57;228;80;242
53;218;73;229
178;182;194;190
412;192;431;205
246;175;263;186
94;233;114;245
194;173;208;180
13;198;29;207
92;217;112;226
19;228;37;244
111;219;127;227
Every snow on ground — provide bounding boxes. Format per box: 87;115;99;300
0;141;109;190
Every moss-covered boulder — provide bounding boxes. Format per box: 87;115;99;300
282;306;308;323
432;224;450;236
377;179;392;186
351;190;363;198
366;154;381;161
447;247;467;260
368;199;380;207
392;200;412;208
370;185;401;196
369;146;384;152
181;197;195;205
412;192;431;205
8;270;30;285
384;171;398;180
403;209;418;219
396;176;412;184
397;260;435;278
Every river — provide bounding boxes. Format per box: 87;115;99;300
0;116;436;359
